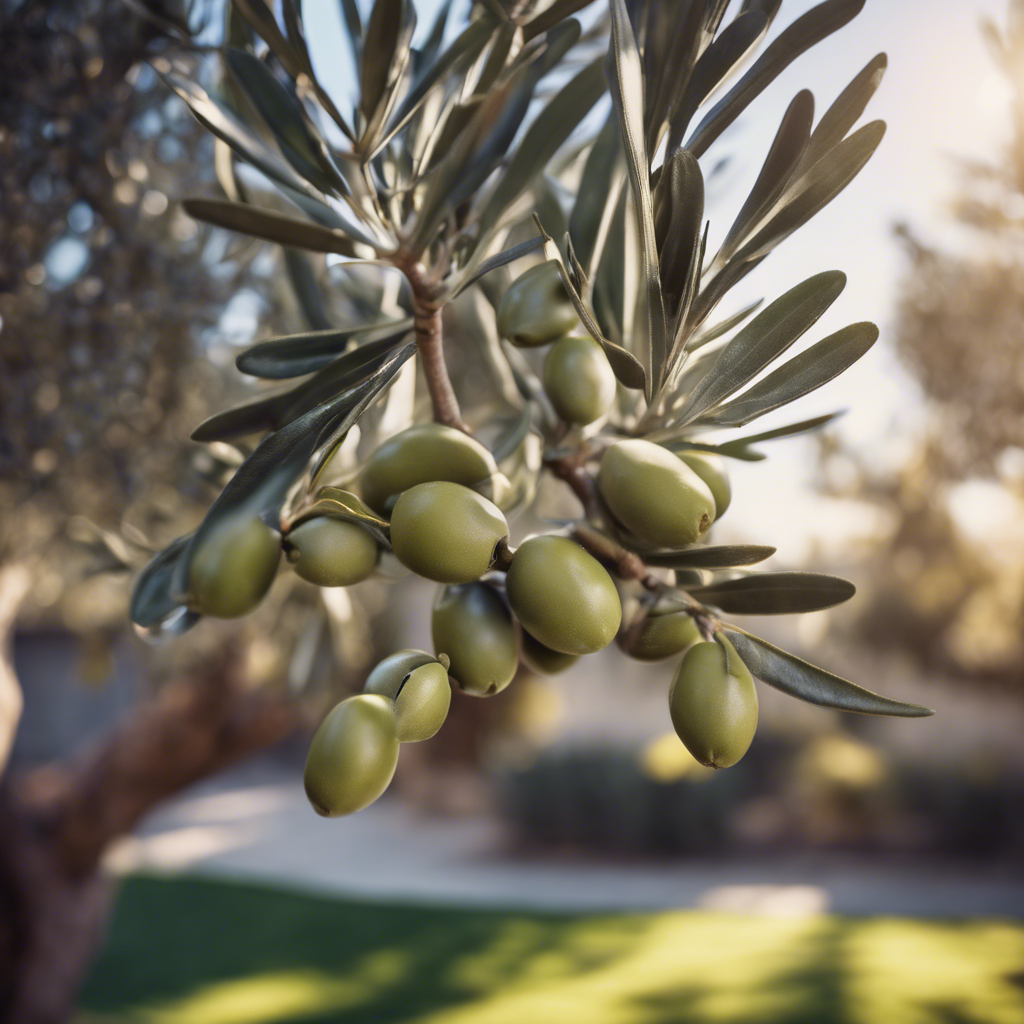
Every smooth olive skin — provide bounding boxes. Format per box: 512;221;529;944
364;649;437;698
598;439;716;549
359;424;498;515
505;536;621;655
433;583;518;696
303;694;400;816
520;630;579;675
669;638;758;768
286;517;378;587
626;610;701;662
187;515;280;618
392;663;452;741
496;262;580;347
543;336;617;425
389;481;508;584
679;452;731;518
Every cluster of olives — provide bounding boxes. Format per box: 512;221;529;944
497;262;617;426
188;261;758;817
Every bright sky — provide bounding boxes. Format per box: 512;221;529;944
306;0;1013;563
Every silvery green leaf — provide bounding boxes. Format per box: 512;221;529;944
643;0;705;154
702;322;878;427
687;252;768;336
688;298;764;350
182;198;370;255
723;629;935;717
607;0;667;398
130;534;195;629
234;0;304;78
569;115;625;284
690;571;856;615
675;270;846;424
236;318;414;379
452;236;545;299
523;0;598;40
735;120;886;263
645;545;776;569
655;149;704;323
716;89;814;264
359;0;416;150
283;248;331;331
685;0;867;159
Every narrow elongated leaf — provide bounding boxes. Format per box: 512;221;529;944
688;298;764;349
722;411;843;447
736;121;886;263
569;116;625;284
644;0;706;154
685;0;867;158
690;571;856;614
236;318;414;379
360;0;415;134
234;0;304;78
283;248;331;331
676;270;846;424
666;10;769;155
290;487;391;545
645;545;776;569
452;237;545;298
659;412;842;461
523;0;597;39
723;629;935;717
130;534;195;628
174;344;416;597
798;53;887;173
182;199;366;255
477;57;607;244
716;89;814;263
607;0;667;398
704;322;878;426
656;150;705;326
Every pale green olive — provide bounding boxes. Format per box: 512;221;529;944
496;261;580;347
359;423;498;515
364;651;451;742
389;481;508;584
668;637;758;769
187;515;280;618
520;630;579;675
505;535;621;655
597;439;716;548
364;649;438;697
286;517;378;587
543;336;617;426
432;583;518;696
678;451;731;518
625;610;701;662
303;694;400;816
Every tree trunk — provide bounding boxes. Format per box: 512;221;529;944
0;654;298;1023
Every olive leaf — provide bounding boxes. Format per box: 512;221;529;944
359;0;416;151
452;236;545;299
523;0;598;40
664;411;843;460
289;488;391;546
702;322;878;427
723;629;935;717
689;571;856;615
688;298;764;350
236;318;414;379
685;0;867;158
182;198;372;256
130;534;196;629
656;149;705;326
644;545;777;569
607;0;667;398
674;270;846;425
569;115;625;285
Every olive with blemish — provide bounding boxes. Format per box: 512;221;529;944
187;515;280;618
678;451;731;518
286;517;378;587
432;583;518;696
364;649;438;697
520;630;579;675
543;336;616;425
389;481;508;584
364;650;451;741
303;694;400;816
505;535;621;655
669;637;758;769
359;423;498;515
624;609;701;662
497;261;580;347
597;439;716;548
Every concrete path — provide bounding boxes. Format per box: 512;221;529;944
105;759;1024;921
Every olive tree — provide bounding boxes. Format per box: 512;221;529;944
132;0;933;819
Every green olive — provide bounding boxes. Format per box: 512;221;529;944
389;481;508;584
187;515;280;618
668;637;758;768
520;630;579;675
286;517;378;587
364;649;438;697
505;535;621;655
678;452;731;518
432;583;518;696
543;336;617;425
597;439;716;549
625;610;701;662
496;261;580;347
359;424;498;515
303;694;400;816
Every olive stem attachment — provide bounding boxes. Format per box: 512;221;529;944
544;450;600;517
396;253;469;434
571;523;661;591
491;537;516;572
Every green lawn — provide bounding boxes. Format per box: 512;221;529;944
80;875;1024;1024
